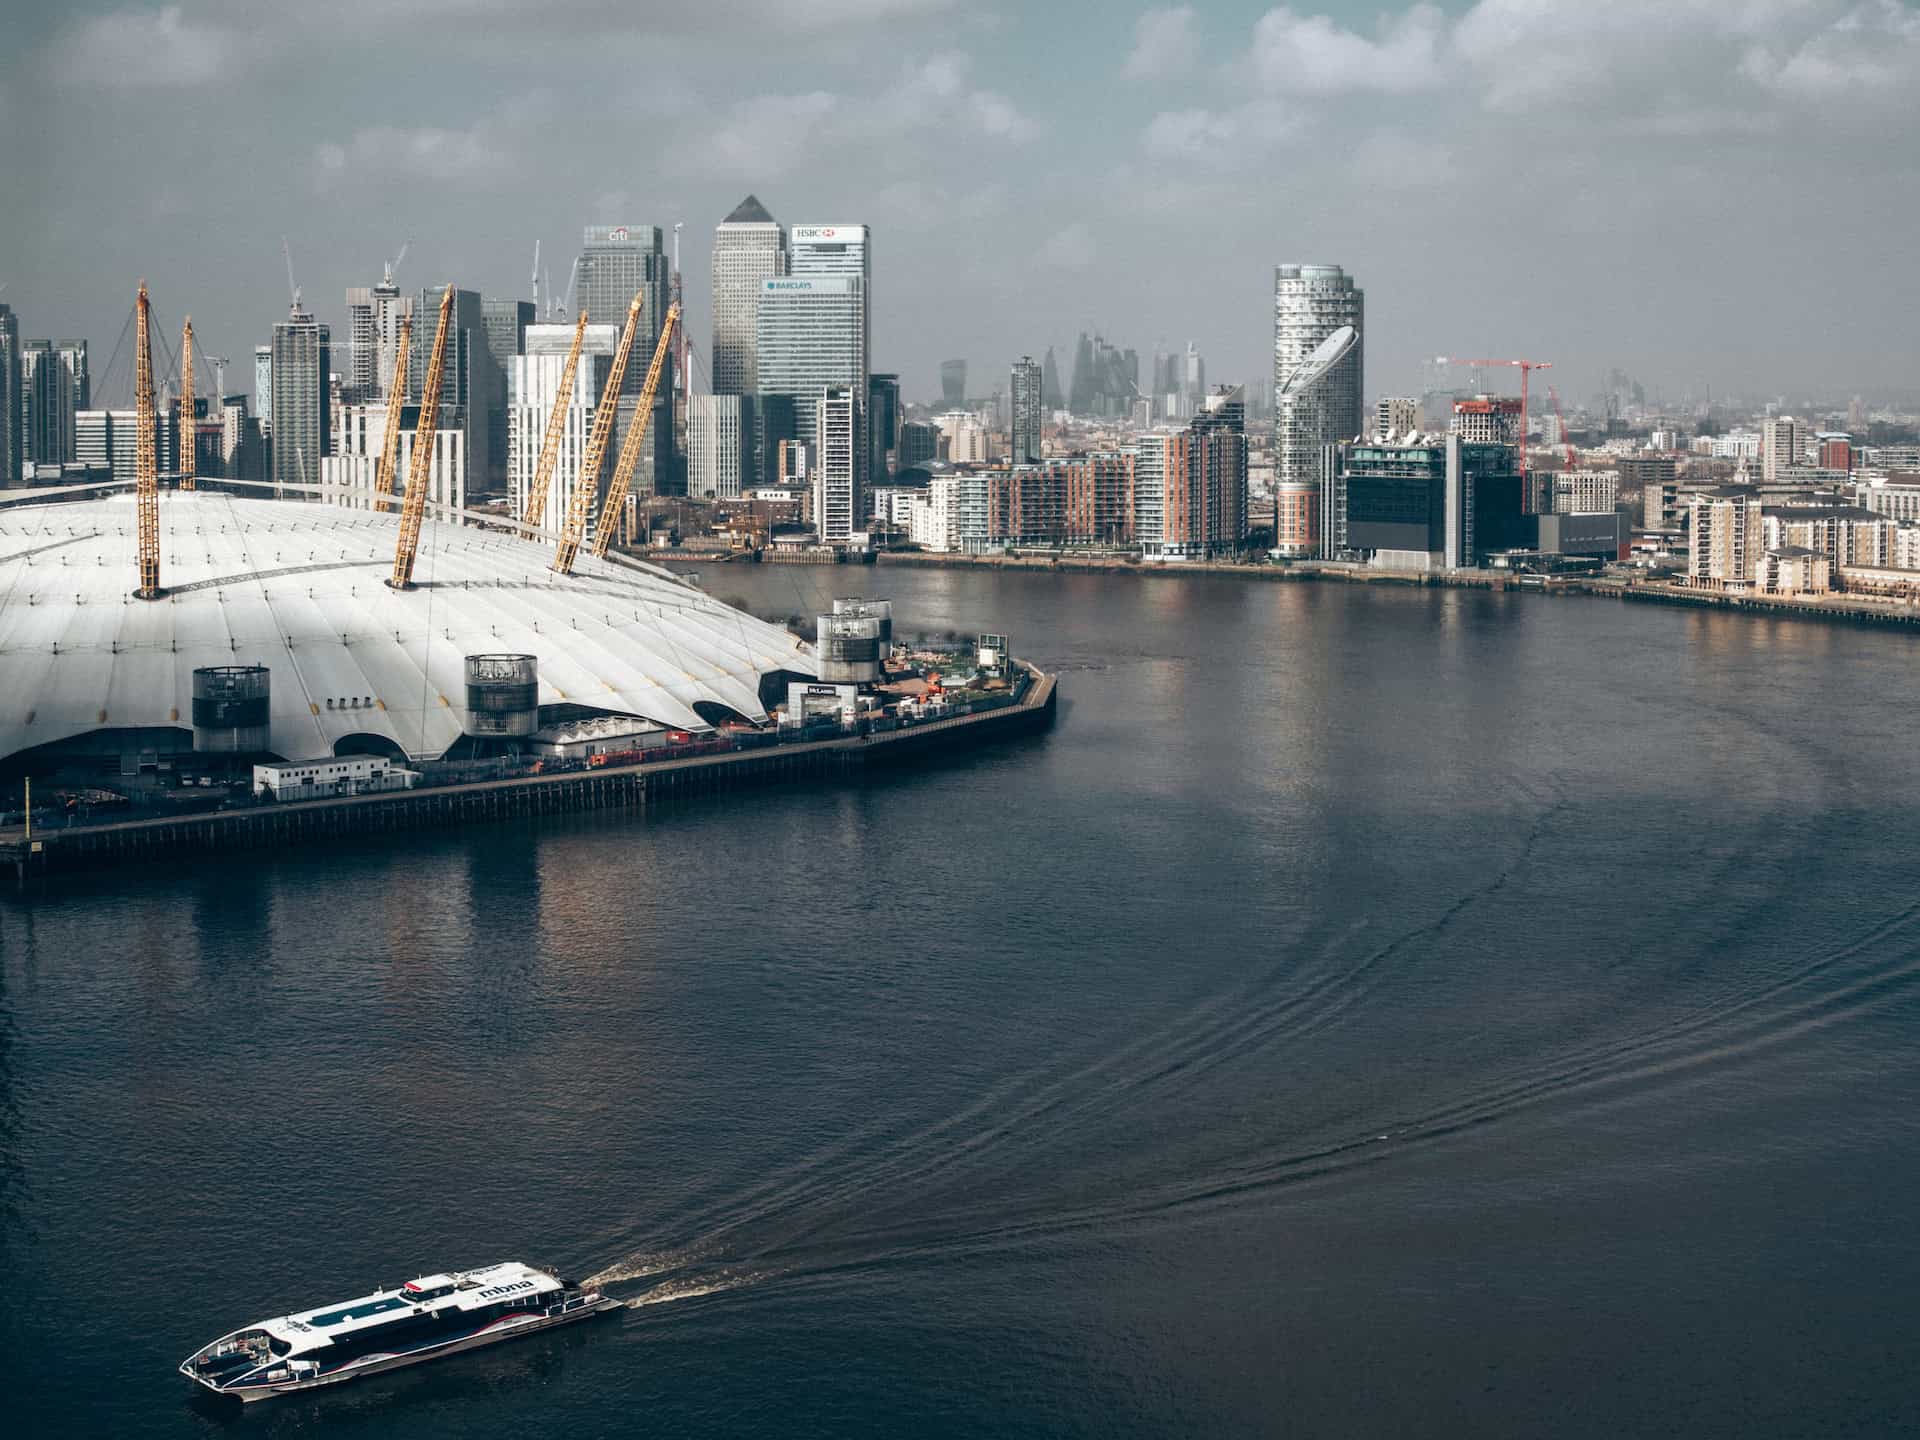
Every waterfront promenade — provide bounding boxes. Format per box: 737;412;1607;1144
871;551;1920;631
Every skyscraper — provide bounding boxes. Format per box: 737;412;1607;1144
345;269;412;402
0;304;19;486
814;385;864;543
867;373;900;479
1041;346;1064;411
406;287;499;495
789;224;869;366
688;394;757;501
269;300;330;495
1067;333;1139;417
1191;385;1248;554
506;320;619;532
576;225;670;397
22;340;86;466
757;276;865;486
1762;415;1806;481
941;359;968;409
1011;356;1043;464
711;195;786;397
254;346;272;434
1274;264;1363;489
480;298;533;491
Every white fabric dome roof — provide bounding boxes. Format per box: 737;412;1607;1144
0;492;817;762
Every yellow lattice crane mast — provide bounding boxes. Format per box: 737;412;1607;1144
388;285;454;591
373;312;413;513
179;317;196;491
591;301;679;562
520;307;588;532
134;283;163;598
553;288;645;575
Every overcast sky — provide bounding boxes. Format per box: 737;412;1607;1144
4;0;1917;409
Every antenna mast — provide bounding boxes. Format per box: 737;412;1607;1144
179;317;196;491
134;283;163;597
553;287;645;574
389;286;454;589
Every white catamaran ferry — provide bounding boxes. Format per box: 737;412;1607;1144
180;1261;620;1402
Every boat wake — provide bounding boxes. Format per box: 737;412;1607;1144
623;1270;776;1310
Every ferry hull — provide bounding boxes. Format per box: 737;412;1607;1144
189;1296;621;1403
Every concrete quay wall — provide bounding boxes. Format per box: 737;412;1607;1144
1;669;1057;888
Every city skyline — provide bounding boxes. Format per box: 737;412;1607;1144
4;2;1917;408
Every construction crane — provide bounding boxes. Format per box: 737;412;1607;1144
529;239;540;314
372;312;414;513
389;285;454;590
201;351;230;407
552;288;646;575
179;318;196;491
1434;356;1552;478
382;238;410;289
134;283;162;597
520;307;588;531
281;235;302;310
591;301;680;562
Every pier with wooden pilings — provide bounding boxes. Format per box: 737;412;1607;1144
1;667;1056;889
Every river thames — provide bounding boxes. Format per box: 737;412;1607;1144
7;566;1920;1437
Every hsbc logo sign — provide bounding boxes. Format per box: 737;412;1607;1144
793;226;861;242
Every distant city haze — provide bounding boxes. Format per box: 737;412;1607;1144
3;1;1917;406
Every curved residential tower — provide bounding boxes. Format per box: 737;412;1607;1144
1273;264;1364;490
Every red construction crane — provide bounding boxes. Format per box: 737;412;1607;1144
1434;356;1552;479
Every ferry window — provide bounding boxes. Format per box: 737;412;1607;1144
268;1337;291;1357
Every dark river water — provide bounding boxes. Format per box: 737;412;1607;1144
7;566;1920;1437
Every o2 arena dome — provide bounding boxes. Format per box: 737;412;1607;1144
0;490;816;770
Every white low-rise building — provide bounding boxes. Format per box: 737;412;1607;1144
254;754;418;800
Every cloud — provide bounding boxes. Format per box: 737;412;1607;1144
1739;0;1920;98
1447;0;1920;115
315;126;501;188
694;52;1034;179
1142;0;1920;165
1250;4;1447;95
702;92;842;179
1124;6;1199;79
1143;101;1297;161
313;95;559;190
51;5;250;88
1350;131;1457;188
1039;223;1096;270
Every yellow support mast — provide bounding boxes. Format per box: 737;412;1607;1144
520;308;589;532
179;318;196;491
591;301;679;562
553;288;645;575
134;283;162;598
372;313;413;513
388;285;454;590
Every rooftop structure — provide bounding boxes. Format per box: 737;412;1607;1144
0;492;815;770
